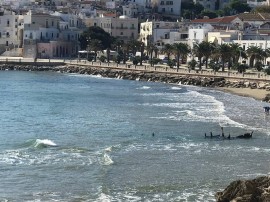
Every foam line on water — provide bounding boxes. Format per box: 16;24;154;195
34;139;57;147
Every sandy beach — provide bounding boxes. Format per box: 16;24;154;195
218;87;269;101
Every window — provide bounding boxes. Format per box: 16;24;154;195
171;8;173;13
52;21;54;26
7;20;9;26
160;1;164;5
162;8;165;12
120;32;123;35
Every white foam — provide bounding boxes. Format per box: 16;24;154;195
140;86;151;89
96;193;112;202
171;86;182;90
102;153;114;166
35;139;57;147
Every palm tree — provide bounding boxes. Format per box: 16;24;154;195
172;43;190;70
139;42;145;66
162;44;173;60
202;41;214;69
193;43;204;70
146;43;157;66
122;42;130;64
229;43;248;68
246;46;264;67
89;39;103;62
218;44;232;71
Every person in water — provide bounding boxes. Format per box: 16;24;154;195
152;132;155;137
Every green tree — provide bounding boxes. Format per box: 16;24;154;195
146;43;158;66
162;44;173;61
199;10;218;19
89;39;103;62
246;46;264;67
218;44;232;71
79;26;114;50
230;0;251;13
172;43;190;70
193;42;204;70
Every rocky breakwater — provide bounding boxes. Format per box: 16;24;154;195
2;64;270;101
216;176;270;202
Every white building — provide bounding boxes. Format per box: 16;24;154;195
188;24;214;49
155;0;181;17
247;0;269;8
140;20;189;48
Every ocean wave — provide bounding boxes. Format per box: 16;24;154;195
34;139;57;148
171;86;182;90
100;153;114;166
138;86;151;90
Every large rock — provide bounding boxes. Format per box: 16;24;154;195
215;176;270;202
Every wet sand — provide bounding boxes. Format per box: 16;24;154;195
218;87;269;101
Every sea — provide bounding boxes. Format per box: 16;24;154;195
1;70;270;202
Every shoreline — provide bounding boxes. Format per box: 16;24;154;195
1;63;270;102
217;87;269;101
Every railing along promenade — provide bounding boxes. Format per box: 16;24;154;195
1;57;270;82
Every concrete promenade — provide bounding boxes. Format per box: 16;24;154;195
0;57;270;82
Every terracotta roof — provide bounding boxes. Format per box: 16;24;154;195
191;16;238;24
259;13;270;20
103;12;116;17
237;13;264;21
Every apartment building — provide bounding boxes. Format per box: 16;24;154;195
0;9;24;56
140;20;189;49
23;11;81;58
84;15;138;42
155;0;181;17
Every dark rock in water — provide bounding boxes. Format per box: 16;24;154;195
262;94;270;102
215;176;270;202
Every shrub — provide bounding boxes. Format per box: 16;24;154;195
132;56;140;65
254;61;263;72
99;55;106;62
167;59;176;68
209;60;220;71
188;59;197;70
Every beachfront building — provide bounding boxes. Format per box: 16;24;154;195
140;20;189;49
0;9;24;57
83;15;139;42
23;10;81;58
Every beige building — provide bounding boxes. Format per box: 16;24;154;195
0;9;24;56
83;15;138;42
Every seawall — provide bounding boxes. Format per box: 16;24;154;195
1;63;270;101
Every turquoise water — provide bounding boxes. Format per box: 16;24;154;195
1;71;270;201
